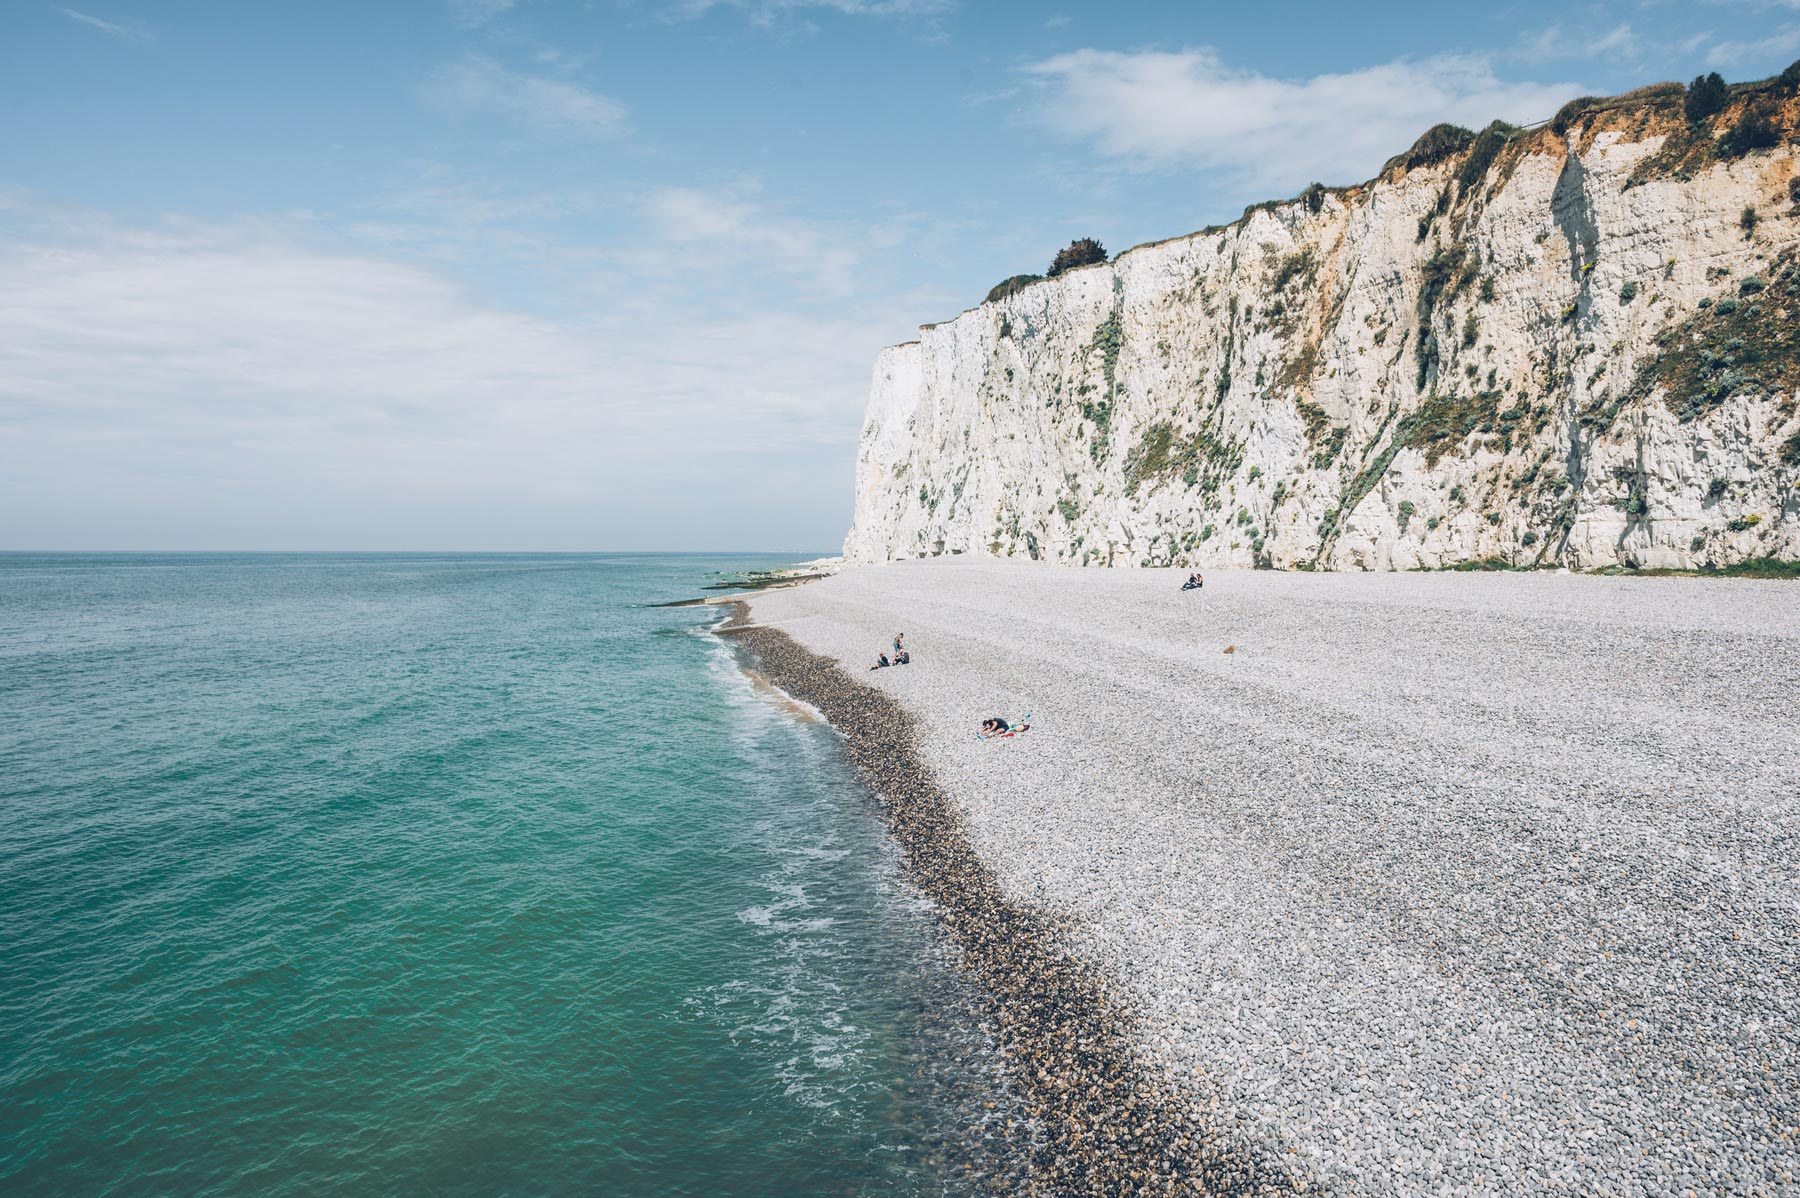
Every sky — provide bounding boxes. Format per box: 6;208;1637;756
2;0;1796;550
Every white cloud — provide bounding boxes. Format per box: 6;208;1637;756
419;55;629;139
0;197;896;548
447;0;515;28
0;206;608;446
1705;25;1800;67
346;167;612;265
1595;24;1643;57
964;85;1021;107
1519;22;1639;65
657;0;951;25
639;185;862;295
54;6;154;44
1021;49;1586;193
0;200;882;453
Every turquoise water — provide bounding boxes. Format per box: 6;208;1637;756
0;554;1001;1197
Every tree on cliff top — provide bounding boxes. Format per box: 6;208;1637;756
1685;72;1728;123
1047;238;1108;277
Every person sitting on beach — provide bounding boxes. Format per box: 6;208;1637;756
870;653;890;670
980;717;1008;737
1182;572;1204;590
894;649;910;665
893;632;905;654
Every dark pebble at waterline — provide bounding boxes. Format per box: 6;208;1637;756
723;605;1318;1197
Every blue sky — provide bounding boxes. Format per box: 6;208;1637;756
2;0;1795;550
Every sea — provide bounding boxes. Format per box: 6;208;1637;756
0;553;1008;1197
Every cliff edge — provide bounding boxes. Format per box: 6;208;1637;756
845;76;1800;570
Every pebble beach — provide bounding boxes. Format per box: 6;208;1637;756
742;558;1800;1196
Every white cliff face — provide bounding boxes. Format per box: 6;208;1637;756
844;94;1800;571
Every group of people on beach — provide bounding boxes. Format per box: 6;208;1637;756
868;630;1027;739
877;570;1206;740
869;631;910;670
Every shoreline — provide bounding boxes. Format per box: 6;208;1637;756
722;602;1308;1197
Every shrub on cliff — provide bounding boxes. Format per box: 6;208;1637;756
986;274;1043;304
1399;123;1475;169
1550;97;1601;136
1685;72;1728;123
1782;58;1800;89
1614;81;1687;104
1719;108;1781;159
1456;122;1514;191
1047;238;1108;277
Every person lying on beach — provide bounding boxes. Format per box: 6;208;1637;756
870;653;890;670
979;716;1029;738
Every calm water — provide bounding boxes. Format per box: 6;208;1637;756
0;554;1003;1197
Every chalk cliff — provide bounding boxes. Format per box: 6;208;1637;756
844;81;1800;570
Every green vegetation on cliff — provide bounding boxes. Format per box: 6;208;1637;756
1627;252;1800;420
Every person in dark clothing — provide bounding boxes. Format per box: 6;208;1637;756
980;716;1029;737
870;653;890;670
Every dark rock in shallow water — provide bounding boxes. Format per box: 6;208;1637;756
721;603;1311;1198
701;571;828;592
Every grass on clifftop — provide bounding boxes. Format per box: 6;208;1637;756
966;64;1800;316
986;274;1042;304
1624;75;1800;186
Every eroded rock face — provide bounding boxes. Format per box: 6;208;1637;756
844;95;1800;570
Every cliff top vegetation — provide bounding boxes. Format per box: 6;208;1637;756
1047;238;1109;277
965;60;1800;320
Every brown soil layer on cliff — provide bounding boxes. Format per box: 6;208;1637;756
722;605;1312;1198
